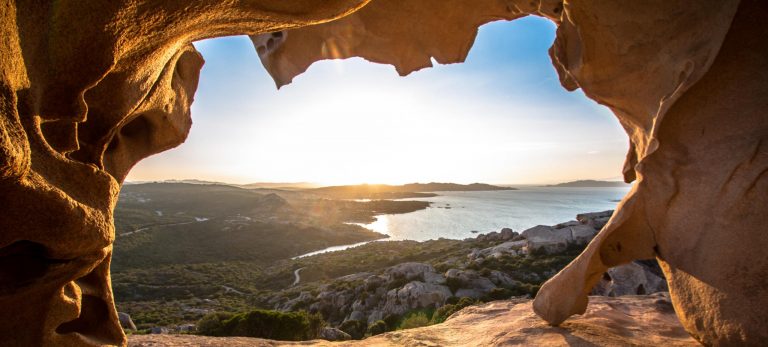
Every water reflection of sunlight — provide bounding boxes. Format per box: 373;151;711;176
348;215;390;235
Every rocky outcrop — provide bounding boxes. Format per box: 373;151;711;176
319;327;351;341
0;1;369;346
271;214;666;331
251;1;768;345
591;261;668;297
2;0;766;345
118;312;137;331
128;294;697;346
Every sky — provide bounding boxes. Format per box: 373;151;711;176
126;16;628;186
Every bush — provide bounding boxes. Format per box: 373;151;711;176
383;314;401;331
398;311;430;330
196;312;234;336
431;297;476;324
431;304;457;324
338;319;366;340
445;277;464;294
483;287;514;301
367;320;388;336
508;282;540;297
196;310;323;341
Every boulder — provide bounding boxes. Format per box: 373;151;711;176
319;327;351;341
445;269;496;297
567;224;600;245
118;312;136;331
150;327;170;334
470;240;527;261
554;220;581;228
522;225;571;253
576;210;613;229
177;324;195;333
592;261;668;297
385;262;433;282
382;281;452;316
488;270;521;288
499;228;516;240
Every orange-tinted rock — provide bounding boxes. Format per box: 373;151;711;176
1;0;767;345
252;0;767;345
0;1;368;346
128;294;698;346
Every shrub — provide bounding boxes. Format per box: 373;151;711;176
483;287;514;301
196;310;323;341
431;304;457;324
387;274;411;290
367;320;388;336
339;319;366;340
398;311;430;330
508;282;541;297
445;277;463;294
431;297;476;324
196;312;234;336
383;314;401;331
456;297;476;308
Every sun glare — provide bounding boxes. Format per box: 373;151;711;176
126;18;627;186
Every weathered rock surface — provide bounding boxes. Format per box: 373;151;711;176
591;261;669;297
129;294;697;346
118;312;137;331
319;327;351;341
2;0;767;345
253;1;768;344
270;214;663;331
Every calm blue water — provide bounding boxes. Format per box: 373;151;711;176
352;187;630;241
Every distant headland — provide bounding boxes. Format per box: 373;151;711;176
547;180;629;188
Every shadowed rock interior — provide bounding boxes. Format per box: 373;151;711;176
0;0;766;346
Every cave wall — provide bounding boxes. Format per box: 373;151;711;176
252;1;767;344
0;1;369;345
1;0;766;346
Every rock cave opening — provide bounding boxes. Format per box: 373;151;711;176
1;1;765;346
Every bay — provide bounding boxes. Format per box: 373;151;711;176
354;186;631;241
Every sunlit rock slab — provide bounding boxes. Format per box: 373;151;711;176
129;293;697;346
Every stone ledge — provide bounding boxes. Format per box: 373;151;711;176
129;293;698;346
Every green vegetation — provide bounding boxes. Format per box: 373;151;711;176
111;182;591;336
196;309;323;340
431;297;477;324
338;319;366;339
366;320;388;336
398;311;431;330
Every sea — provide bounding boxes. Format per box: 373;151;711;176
296;186;631;258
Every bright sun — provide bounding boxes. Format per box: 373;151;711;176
127;18;628;186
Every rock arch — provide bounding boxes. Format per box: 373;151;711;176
0;0;765;346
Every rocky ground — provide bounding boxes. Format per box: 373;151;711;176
256;210;667;328
120;210;670;340
129;293;697;346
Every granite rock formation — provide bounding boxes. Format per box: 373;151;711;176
0;1;369;346
128;294;698;346
252;0;767;345
265;214;665;330
1;0;766;346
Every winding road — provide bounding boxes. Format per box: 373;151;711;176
292;267;305;287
